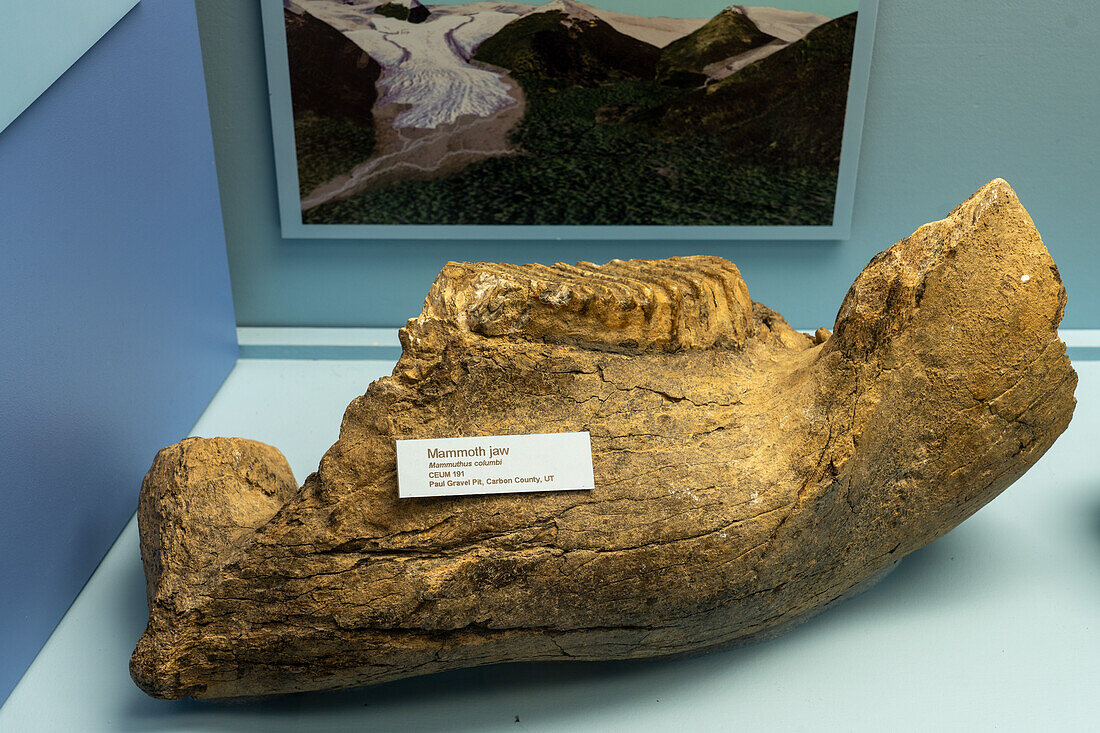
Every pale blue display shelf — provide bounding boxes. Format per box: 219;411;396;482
2;351;1097;732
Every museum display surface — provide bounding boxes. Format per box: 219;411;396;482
130;179;1077;700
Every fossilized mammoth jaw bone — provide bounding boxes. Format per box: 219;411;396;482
131;179;1075;700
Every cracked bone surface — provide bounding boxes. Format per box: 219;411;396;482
132;180;1076;700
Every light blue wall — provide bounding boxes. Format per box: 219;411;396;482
196;0;1100;328
0;0;238;705
0;0;138;133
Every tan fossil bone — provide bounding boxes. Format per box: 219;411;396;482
131;180;1076;700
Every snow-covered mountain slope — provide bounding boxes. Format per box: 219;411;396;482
285;3;830;131
432;2;541;57
524;1;708;47
702;38;787;80
452;1;709;48
540;0;599;21
704;5;833;81
292;0;527;129
596;12;708;48
737;5;830;42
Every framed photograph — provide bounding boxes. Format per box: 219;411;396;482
262;1;878;239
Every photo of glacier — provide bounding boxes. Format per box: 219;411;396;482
279;0;862;226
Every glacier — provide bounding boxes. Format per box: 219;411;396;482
292;0;528;129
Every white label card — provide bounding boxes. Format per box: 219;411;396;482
396;432;595;498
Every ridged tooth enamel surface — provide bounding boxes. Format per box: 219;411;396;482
415;256;757;352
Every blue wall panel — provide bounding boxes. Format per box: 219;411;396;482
0;0;238;704
195;0;1100;329
0;0;138;133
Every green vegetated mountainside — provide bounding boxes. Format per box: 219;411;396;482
285;9;380;195
641;12;858;170
472;8;660;85
658;7;776;86
304;6;858;227
373;3;408;21
374;1;430;24
304;77;839;227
